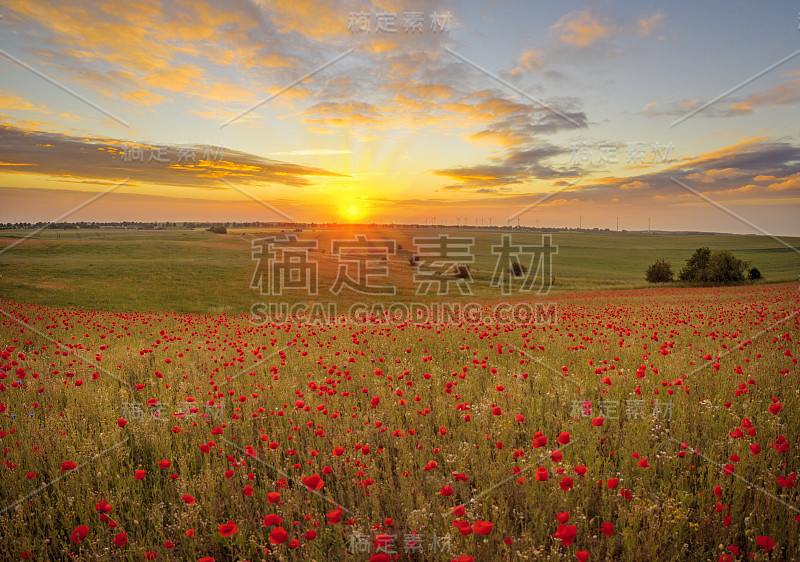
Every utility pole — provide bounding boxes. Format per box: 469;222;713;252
517;217;520;228
616;216;619;232
489;217;492;227
579;215;582;230
648;217;651;232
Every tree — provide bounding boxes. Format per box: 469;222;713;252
645;259;674;283
748;267;762;280
678;247;712;282
678;247;749;284
708;250;748;282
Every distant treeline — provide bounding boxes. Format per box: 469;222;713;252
0;221;732;234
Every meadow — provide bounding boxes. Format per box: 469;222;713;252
0;227;798;314
0;228;798;561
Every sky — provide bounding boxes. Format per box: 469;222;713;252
0;0;799;235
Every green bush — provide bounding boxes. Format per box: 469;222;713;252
748;267;762;280
645;259;674;283
678;247;749;284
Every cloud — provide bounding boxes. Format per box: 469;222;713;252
619;180;648;190
0;124;346;189
508;9;666;79
645;77;800;119
0;90;82;121
432;142;572;190
767;172;800;191
510;49;543;76
551;10;616;48
684;168;751;183
636;12;665;36
568;138;800;205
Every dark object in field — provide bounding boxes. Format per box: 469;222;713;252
453;264;470;279
509;261;527;277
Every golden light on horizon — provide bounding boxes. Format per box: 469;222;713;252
340;201;368;222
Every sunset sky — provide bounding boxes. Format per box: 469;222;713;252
0;1;799;234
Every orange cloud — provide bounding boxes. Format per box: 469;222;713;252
551;11;615;48
637;12;665;36
767;173;800;192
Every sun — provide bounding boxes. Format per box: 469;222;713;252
340;202;368;222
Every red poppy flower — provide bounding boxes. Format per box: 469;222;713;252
158;459;171;469
61;461;77;472
473;521;493;535
327;508;342;524
70;525;89;544
269;526;288;544
535;467;549;481
756;536;775;552
302;474;325;491
218;521;238;537
263;514;282;526
134;470;147;480
452;505;466;516
303;530;317;540
242;485;254;496
559;476;574;491
577;551;590;562
607;478;618;489
553;524;577;546
113;531;127;546
182;494;195;505
601;522;613;536
452;520;472;536
95;500;112;513
556;512;570;523
117;418;127;428
267;492;281;503
557;432;570;445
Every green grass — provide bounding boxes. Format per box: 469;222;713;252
1;228;798;314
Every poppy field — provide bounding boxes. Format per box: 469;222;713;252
0;282;798;560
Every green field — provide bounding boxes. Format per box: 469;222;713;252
1;227;798;314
